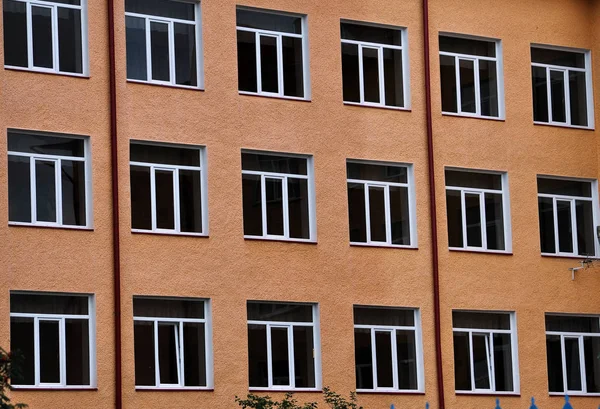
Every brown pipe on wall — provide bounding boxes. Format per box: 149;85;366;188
422;0;446;408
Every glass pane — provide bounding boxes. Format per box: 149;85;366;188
293;326;315;388
565;338;582;391
260;35;279;93
465;193;482;248
445;170;502;190
242;153;307;175
383;48;403;107
446;190;463;248
10;317;35;386
550;70;566;123
569;70;587;127
396;330;418;390
125;0;195;20
3;0;28;67
473;334;491;389
265;178;284;236
247;302;313;322
531;47;585;69
479;60;498;117
126;16;147;81
288;178;309;239
538;197;556;253
537;178;592;197
440;54;457;113
485;193;504;251
348;183;366;243
130;143;200;167
546;335;564;392
248;324;268;387
341;23;401;46
39;321;60;383
342;43;360;103
354;328;373;389
8;155;31;223
65;319;90;385
11;293;88;315
58;8;83;74
347;162;407;183
32;6;53;69
36;160;57;223
354;307;414;326
133;298;204;319
174;23;197;86
155;169;175;230
546;315;600;333
576;200;594;256
557;200;573;253
8;133;84;157
61;160;86;226
242;174;263;236
453;312;511;330
236;9;302;34
362;47;380;103
440;36;495;57
178;169;202;233
150;22;170;82
237;30;257;93
368;186;386;242
130;165;152;230
271;327;290;386
375;331;393;388
282;36;304;97
453;332;471;390
459;59;476;113
158;322;179;384
532;66;549;122
183;322;206;387
493;333;513;392
390;186;410;245
134;321;156;386
584;336;600;393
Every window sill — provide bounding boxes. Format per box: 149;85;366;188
238;91;311;102
135;387;214;392
541;253;599;260
455;391;520;396
8;222;93;232
533;121;594;131
549;392;600;397
350;242;418;250
442;111;505;122
127;79;204;92
5;65;89;79
449;247;512;256
131;229;208;238
11;387;97;391
343;101;411;112
244;236;316;245
249;388;321;393
357;390;424;395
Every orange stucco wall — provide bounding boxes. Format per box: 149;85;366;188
1;0;599;408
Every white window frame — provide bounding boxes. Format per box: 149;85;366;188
546;314;600;396
453;311;519;395
531;44;594;130
4;0;89;76
9;292;96;389
236;7;310;100
241;150;316;242
125;0;203;89
247;303;321;391
8;130;93;229
130;141;208;236
445;168;512;253
439;33;505;120
537;176;599;258
353;307;424;393
133;297;213;390
341;20;410;110
347;160;417;248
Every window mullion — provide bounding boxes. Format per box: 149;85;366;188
384;185;392;244
570;199;578;256
173;169;181;233
145;18;152;82
564;70;572;125
277;35;284;96
546;67;553;123
30;157;37;223
560;334;568;393
174;323;181;386
56;158;63;225
455;56;462;114
266;324;273;388
26;2;34;68
256;32;263;93
282;177;290;239
34;317;41;386
51;5;59;71
153;321;160;387
260;174;267;237
479;192;487;250
150;167;157;231
168;21;176;84
358;45;365;104
371;329;378;388
59;317;67;386
460;190;468;248
488;333;495;391
578;336;587;393
288;325;295;388
391;329;399;390
474;58;482;116
552;197;560;254
377;46;385;105
468;332;476;391
364;183;372;243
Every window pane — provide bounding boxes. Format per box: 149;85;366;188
271;327;290;386
538;197;556;253
550;70;566;123
237;30;258;93
10;317;35;386
183;322;206;387
130;165;152;230
155;170;175;230
531;47;585;69
341;23;401;46
288;178;309;239
459;59;476;113
362;47;380;103
65;319;90;386
465;193;482;248
453;312;511;330
242;174;263;236
532;66;549;122
446;190;463;248
39;321;60;383
174;23;197;87
282;36;303;97
453;332;471;390
440;36;495;57
375;331;393;388
158;322;179;384
126;16;147;81
36;160;57;223
3;0;28;67
242;153;307;175
130;143;200;167
8;156;31;223
396;330;417;390
125;0;195;20
440;55;457;113
61;160;86;226
11;293;89;315
584;337;600;393
348;183;366;243
537;178;592;197
383;48;403;107
236;9;302;34
179;170;202;233
472;334;491;389
354;328;373;389
247;302;313;322
569;70;587;127
546;315;600;333
150;22;170;82
248;324;268;387
368;186;386;242
265;178;284;236
134;321;156;386
445;170;502;190
260;35;278;93
479;60;498;117
342;43;360;103
293;326;315;388
493;333;513;392
347;162;407;183
485;193;504;251
565;337;582;391
576;200;594;256
8;132;85;157
58;8;83;74
133;297;205;319
354;307;414;326
557;200;573;253
546;335;564;392
32;6;53;69
390;186;410;245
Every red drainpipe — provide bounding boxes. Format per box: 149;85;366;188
107;0;122;406
422;0;445;408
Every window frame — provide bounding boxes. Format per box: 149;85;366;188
9;291;96;389
439;32;505;120
530;44;594;130
241;150;316;243
125;0;204;89
445;167;512;253
247;301;321;391
129;140;208;236
340;20;410;111
353;306;424;393
236;6;311;101
346;159;417;248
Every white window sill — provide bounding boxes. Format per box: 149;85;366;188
350;242;417;250
244;235;316;244
11;385;96;390
5;65;89;78
442;111;504;121
343;101;410;112
356;389;424;394
541;253;598;260
455;390;520;396
131;229;208;238
534;121;594;131
549;392;600;397
9;222;92;231
238;91;310;102
449;247;512;255
127;79;203;91
135;386;213;391
249;387;321;392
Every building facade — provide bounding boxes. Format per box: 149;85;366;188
1;0;600;408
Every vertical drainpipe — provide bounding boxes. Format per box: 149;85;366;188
422;0;445;408
107;0;122;407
